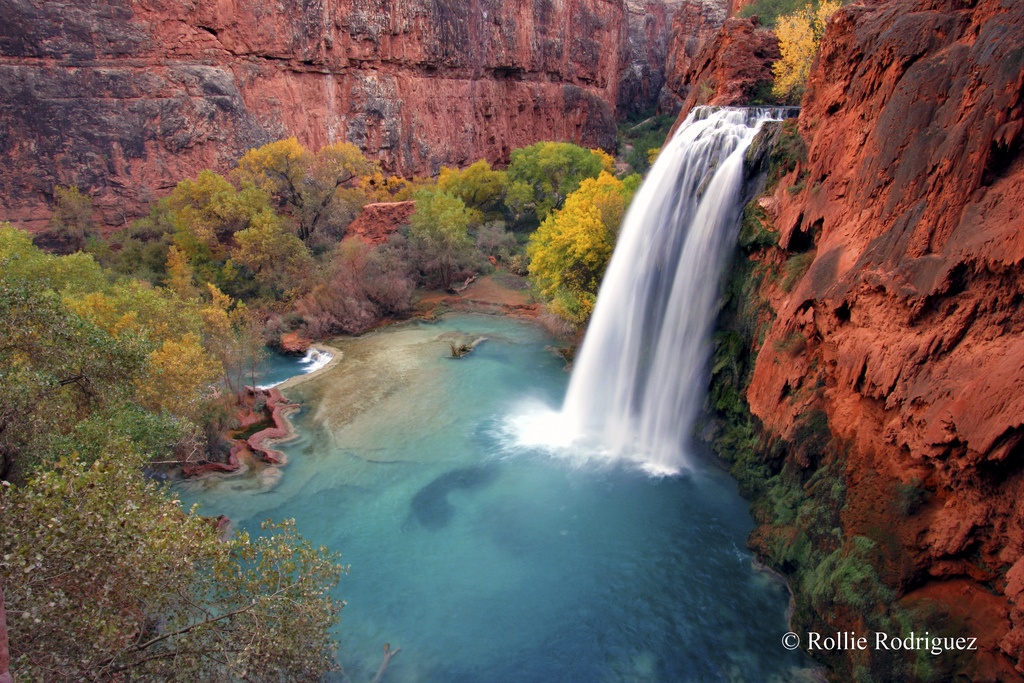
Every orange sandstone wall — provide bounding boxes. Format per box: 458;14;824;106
744;0;1024;676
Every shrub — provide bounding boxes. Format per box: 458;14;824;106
781;251;815;292
805;536;894;613
49;185;96;252
738;202;778;252
527;172;637;327
895;478;931;516
771;1;842;103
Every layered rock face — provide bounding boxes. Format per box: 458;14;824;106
617;0;686;117
743;0;1024;676
667;15;777;123
0;0;626;231
660;0;730;113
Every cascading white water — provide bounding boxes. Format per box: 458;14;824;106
257;347;334;389
557;107;781;474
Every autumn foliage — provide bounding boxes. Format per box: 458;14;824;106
771;0;842;103
527;172;640;326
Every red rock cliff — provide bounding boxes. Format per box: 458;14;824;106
741;0;1024;677
661;0;730;113
617;0;689;117
0;0;628;231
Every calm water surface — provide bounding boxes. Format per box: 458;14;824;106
179;314;811;682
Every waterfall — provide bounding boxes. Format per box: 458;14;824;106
558;107;782;474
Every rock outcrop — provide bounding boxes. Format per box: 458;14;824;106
0;0;627;232
345;200;416;245
277;331;313;355
666;14;778;126
182;387;298;477
734;0;1024;677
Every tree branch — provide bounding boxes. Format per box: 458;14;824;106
369;643;401;683
101;582;301;673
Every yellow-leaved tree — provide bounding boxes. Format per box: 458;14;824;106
771;0;841;103
527;171;640;326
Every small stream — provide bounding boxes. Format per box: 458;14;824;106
179;314;811;682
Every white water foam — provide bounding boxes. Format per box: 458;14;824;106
257;347;334;389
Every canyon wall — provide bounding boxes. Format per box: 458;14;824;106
0;0;631;231
713;0;1024;678
617;0;687;117
660;0;731;114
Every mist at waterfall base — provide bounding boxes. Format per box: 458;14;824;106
179;109;812;681
514;107;780;476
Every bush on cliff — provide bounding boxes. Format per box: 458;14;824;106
771;0;842;103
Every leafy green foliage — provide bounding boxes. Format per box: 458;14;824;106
232;211;315;299
49;185;96;252
0;270;150;479
437;160;507;215
738;202;779;251
805;537;894;613
2;221;344;680
1;223;108;294
619;113;676;175
506;142;610;225
233;139;377;246
738;0;808;27
767;119;808;190
0;225;250;478
407;188;478;290
781;251;815;292
0;449;343;681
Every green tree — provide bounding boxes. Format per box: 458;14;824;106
0;222;107;295
231;210;315;299
0;448;343;682
437;160;508;214
233;139;378;244
0;274;150;480
505;142;610;225
199;284;268;401
527;172;638;326
0;225;230;476
49;185;96;252
89;204;177;285
407;188;477;290
771;0;841;103
167;171;273;258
